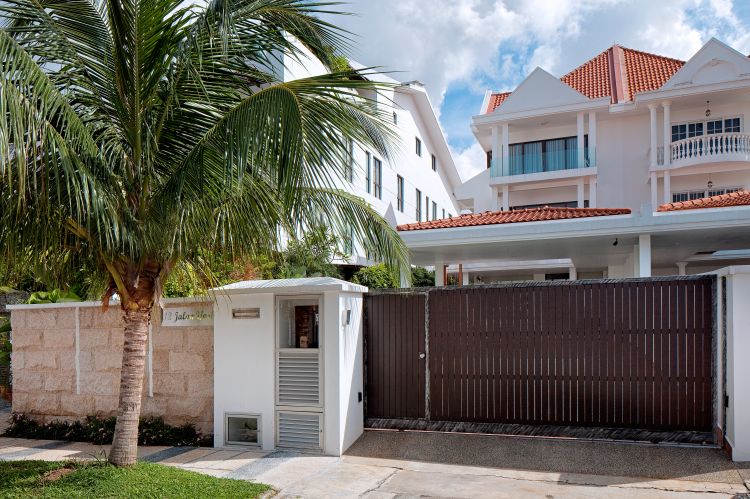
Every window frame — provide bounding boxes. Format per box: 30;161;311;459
415;137;422;157
415;189;422;221
365;152;371;194
671;115;742;143
373;157;382;199
396;175;404;212
431;154;437;171
432;201;437;220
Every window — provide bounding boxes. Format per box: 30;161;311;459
397;175;404;212
425;196;430;220
415;189;422;221
672;116;742;142
373;157;382;199
393;111;398;125
343;224;353;255
512;200;589;210
415;137;422;156
431;154;437;171
672;186;741;202
365;152;371;193
442;208;446;219
432;201;437;220
345;139;354;182
507;135;586;175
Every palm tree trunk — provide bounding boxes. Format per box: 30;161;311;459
108;306;151;466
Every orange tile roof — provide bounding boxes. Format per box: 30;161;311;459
484;45;685;113
621;47;684;99
657;190;750;212
397;207;631;231
561;48;612;100
485;91;511;113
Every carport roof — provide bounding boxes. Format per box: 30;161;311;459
397;206;631;231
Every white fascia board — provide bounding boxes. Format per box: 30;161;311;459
472;97;610;126
397;84;463;198
479;90;492;115
7;296;210;311
400;206;750;248
635;78;750;103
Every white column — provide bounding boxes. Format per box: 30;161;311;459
569;267;578;280
435;260;445;286
638;234;652;277
502;184;509;211
462;271;469;286
649;104;657;168
725;270;750;461
588;112;597;166
589;179;597;208
650;172;658;210
576;177;585;208
576;112;585;168
501;123;509;176
491;126;499;175
662;101;671;165
663;170;671;204
676;261;687;276
491;186;501;211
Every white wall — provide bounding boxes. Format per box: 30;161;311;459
338;292;365;453
213;292;276;450
724;267;750;461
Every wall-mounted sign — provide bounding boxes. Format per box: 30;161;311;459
232;308;261;319
162;305;214;327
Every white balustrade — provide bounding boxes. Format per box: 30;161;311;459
670;133;750;166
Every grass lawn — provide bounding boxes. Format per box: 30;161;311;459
0;460;270;498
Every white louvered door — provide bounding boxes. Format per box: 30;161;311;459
277;350;321;406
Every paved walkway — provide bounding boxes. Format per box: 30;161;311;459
0;428;749;497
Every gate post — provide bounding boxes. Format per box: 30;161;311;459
424;291;430;421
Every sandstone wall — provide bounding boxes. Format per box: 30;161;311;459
10;302;214;433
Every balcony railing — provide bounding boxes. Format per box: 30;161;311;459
669;132;750;167
490;147;595;178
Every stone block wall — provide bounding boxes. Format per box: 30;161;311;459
10;302;214;433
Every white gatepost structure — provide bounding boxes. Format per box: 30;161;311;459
211;277;367;456
718;266;750;461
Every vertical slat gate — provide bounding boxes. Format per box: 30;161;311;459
365;276;714;433
363;292;426;419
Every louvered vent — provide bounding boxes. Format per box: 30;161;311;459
277;412;321;450
278;350;320;406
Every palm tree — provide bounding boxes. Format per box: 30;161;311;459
0;0;408;466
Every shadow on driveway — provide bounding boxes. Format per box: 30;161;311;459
347;429;750;486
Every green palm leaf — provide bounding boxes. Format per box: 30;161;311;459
0;0;409;466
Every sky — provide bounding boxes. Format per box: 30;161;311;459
321;0;750;181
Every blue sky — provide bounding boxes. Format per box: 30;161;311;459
328;0;750;180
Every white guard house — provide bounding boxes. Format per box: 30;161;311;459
210;277;367;456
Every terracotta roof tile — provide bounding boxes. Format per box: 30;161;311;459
485;91;511;113
397;207;631;231
484;45;685;113
621;47;684;99
561;48;613;100
657;190;750;212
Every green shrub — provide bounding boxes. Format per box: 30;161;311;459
3;414;212;447
352;263;398;289
411;267;435;287
27;289;81;304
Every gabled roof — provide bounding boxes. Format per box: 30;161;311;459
397;206;631;231
657;190;750;212
485;45;684;113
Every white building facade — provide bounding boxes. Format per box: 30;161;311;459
399;39;750;283
275;41;461;266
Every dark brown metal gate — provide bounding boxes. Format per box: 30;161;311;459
363;276;715;433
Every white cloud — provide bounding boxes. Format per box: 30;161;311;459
452;142;487;182
324;0;750;182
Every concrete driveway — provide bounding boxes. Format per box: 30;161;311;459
1;428;749;497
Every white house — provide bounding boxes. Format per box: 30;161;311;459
398;39;750;284
274;39;462;266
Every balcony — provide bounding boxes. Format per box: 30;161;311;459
490;146;595;178
667;132;750;169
